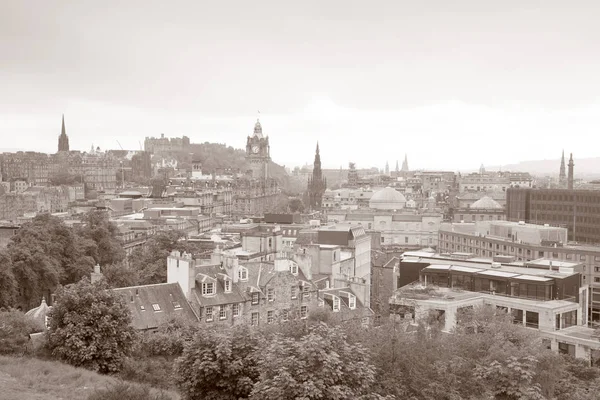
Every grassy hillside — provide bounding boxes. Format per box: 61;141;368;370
0;356;179;400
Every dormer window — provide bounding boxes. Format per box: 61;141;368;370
202;282;215;296
290;264;298;275
333;297;340;312
239;267;248;281
152;303;161;312
224;279;232;293
251;292;260;305
348;295;356;310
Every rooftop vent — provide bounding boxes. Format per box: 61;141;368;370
491;262;502;269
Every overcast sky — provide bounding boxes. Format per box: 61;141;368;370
1;0;599;170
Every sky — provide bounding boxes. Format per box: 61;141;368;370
1;0;599;171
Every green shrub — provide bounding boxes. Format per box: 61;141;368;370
118;356;176;390
0;309;44;355
86;381;172;400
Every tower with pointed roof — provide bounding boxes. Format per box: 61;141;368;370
245;119;271;181
57;114;69;152
401;154;409;172
568;153;574;190
559;150;567;187
306;142;327;210
395;160;399;173
385;161;389;176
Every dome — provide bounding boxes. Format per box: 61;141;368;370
369;187;406;210
471;196;502;210
25;298;51;331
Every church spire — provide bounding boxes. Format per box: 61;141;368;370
58;114;70;152
559;149;567;187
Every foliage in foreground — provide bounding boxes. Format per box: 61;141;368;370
87;381;173;400
47;278;136;373
0;309;43;355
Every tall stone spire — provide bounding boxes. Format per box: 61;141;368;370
306;141;326;210
58;114;70;152
559;150;567;187
568;153;574;190
401;154;409;172
395;160;399;172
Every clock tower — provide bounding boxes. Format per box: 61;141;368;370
246;119;270;181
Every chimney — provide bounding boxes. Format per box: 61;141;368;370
568;153;574;190
91;264;103;284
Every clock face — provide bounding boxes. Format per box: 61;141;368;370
252;145;260;154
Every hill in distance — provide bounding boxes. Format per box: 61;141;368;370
472;157;600;179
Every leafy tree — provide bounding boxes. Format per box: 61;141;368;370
47;278;136;373
77;210;126;266
175;325;260;400
8;214;95;308
288;197;305;213
0;309;43;354
101;261;139;288
128;230;192;285
250;324;378;400
0;251;17;309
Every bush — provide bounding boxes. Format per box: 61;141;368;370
87;381;172;400
47;279;136;373
136;315;199;357
118;356;176;390
0;309;44;355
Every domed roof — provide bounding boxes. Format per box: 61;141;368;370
471;196;502;210
369;187;406;210
25;298;51;331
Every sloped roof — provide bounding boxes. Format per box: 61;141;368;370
113;283;198;330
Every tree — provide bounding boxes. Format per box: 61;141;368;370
128;230;192;285
250;324;378;400
47;278;136;373
77;210;126;266
7;214;96;308
289;197;305;213
101;261;139;288
0;251;17;309
0;309;43;354
175;325;260;400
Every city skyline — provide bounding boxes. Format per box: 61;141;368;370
1;1;599;170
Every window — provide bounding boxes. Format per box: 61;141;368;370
302;285;310;299
300;306;308;319
205;306;213;321
333;296;340;312
267;310;274;324
268;238;272;247
333;251;336;261
232;303;240;317
348;295;356;310
152;303;161;312
202;282;215;296
239;267;248;281
172;301;182;310
224;279;231;292
219;306;227;320
267;288;275;302
251;312;259;326
252;292;260;305
291;286;298;299
290;264;298;275
282;309;289;321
